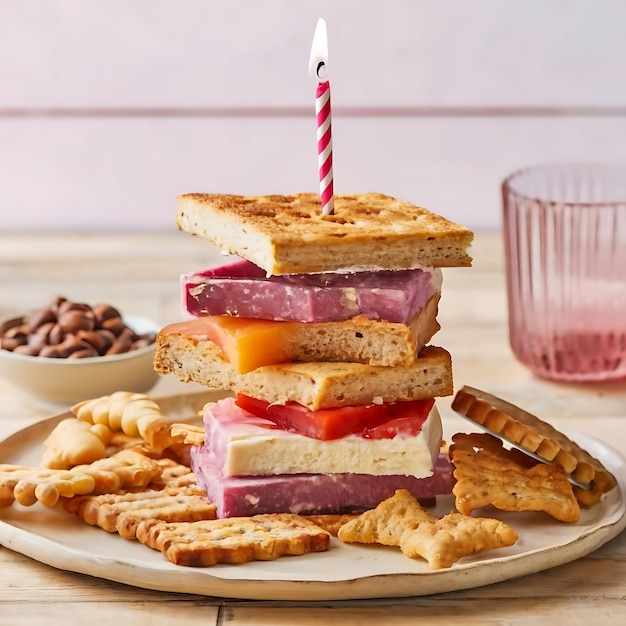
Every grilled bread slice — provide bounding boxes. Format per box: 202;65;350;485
176;192;473;275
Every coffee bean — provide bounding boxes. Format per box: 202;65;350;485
1;297;154;358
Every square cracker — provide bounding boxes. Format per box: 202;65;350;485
136;514;331;566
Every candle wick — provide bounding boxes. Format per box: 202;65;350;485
316;61;327;80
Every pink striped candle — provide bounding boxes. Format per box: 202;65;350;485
309;18;334;215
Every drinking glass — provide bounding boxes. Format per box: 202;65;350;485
502;163;626;382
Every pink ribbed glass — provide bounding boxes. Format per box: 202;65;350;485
502;163;626;382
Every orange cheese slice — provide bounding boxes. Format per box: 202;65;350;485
160;317;299;374
158;310;426;374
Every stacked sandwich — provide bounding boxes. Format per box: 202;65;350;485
154;192;474;518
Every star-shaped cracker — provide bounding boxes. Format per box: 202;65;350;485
337;489;517;569
449;432;580;523
337;486;435;546
399;512;518;569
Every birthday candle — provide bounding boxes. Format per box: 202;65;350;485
309;18;334;216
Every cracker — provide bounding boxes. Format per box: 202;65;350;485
0;465;95;507
301;513;360;536
72;391;181;452
449;432;580;523
399;512;518;569
42;418;111;470
169;423;205;446
135;514;331;566
146;457;199;490
63;458;216;539
61;457;191;514
68;486;215;539
0;449;163;509
451;386;617;506
338;489;517;569
72;448;163;493
337;488;435;546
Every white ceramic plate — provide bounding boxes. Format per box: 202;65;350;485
0;392;624;601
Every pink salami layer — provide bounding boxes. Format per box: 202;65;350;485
190;445;454;518
182;259;441;323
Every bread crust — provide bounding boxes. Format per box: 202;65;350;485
177;192;473;275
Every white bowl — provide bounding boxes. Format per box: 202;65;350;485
0;314;160;406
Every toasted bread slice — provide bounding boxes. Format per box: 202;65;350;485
176;192;473;275
154;337;453;410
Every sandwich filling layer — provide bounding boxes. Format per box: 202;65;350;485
200;397;443;478
183;259;442;323
190;446;455;518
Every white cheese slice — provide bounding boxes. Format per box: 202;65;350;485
204;397;442;478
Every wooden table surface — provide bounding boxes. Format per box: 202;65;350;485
1;231;625;625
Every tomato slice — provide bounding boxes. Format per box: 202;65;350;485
234;394;435;440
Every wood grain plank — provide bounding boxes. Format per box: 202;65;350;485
221;601;626;625
0;549;218;606
1;601;219;626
